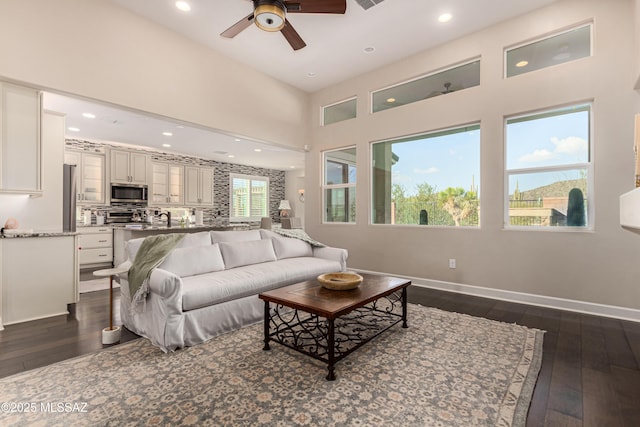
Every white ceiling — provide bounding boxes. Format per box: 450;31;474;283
45;0;560;170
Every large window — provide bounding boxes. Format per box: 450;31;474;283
323;147;356;223
505;104;591;228
371;124;480;226
230;174;268;222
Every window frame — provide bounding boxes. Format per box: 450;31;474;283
229;173;270;223
369;123;481;228
322;146;357;224
321;96;357;126
370;58;481;114
504;22;593;78
504;102;594;231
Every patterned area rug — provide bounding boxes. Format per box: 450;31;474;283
0;304;543;426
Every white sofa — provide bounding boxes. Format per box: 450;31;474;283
117;229;348;352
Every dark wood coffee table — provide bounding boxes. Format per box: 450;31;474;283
259;273;411;381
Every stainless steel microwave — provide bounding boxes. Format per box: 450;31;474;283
110;183;148;204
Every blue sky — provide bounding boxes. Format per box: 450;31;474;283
388;107;589;196
390;128;481;195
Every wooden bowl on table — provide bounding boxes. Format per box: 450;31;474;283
317;272;363;290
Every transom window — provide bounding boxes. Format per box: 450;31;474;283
323;147;356;223
505;104;591;228
322;97;357;126
371;124;480;227
230;174;269;222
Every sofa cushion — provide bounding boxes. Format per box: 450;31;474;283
210;230;261;244
259;229;313;259
180;256;344;311
219;238;276;269
158;243;225;277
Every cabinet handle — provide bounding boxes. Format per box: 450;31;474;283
98;254;108;257
98;240;108;243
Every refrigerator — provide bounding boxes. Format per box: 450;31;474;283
63;164;77;232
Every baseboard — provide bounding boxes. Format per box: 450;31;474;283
354;269;640;323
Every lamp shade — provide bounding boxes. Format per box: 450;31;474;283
278;200;291;210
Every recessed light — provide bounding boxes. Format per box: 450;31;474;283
307;72;317;78
363;46;375;53
68;127;80;132
438;13;453;23
177;125;185;129
289;166;295;169
162;132;173;136
234;138;241;142
386;98;396;103
175;1;191;12
162;144;171;148
228;154;235;158
82;112;95;119
254;148;262;152
515;60;529;68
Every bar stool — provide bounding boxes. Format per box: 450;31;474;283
93;265;130;345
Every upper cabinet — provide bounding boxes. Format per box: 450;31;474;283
64;149;106;204
185;166;213;206
110;149;148;184
0;82;42;195
151;162;184;205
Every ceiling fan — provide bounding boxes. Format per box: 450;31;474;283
220;0;347;51
426;82;463;99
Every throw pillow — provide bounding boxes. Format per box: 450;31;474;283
159;243;225;277
219;239;277;269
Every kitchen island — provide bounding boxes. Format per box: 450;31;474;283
0;232;78;329
112;222;252;266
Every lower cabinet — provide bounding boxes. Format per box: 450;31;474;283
78;226;113;268
0;235;78;327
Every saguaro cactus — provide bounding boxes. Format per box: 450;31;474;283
566;188;585;226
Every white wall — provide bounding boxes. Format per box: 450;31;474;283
0;0;309;150
0;111;65;231
307;0;640;312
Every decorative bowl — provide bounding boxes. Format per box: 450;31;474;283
317;272;363;290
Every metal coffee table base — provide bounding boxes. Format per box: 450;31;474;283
263;288;408;381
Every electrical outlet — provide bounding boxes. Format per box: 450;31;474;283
449;259;456;269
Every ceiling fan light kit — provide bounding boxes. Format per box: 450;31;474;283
254;1;286;32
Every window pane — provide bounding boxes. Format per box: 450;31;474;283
323;98;357;126
324;148;357;185
506;24;591;77
372;60;480;113
324;187;356;223
506;105;589;169
232;178;249;217
250;179;267;217
508;169;588;227
372;125;480;226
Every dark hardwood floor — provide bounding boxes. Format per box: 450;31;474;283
1;285;639;426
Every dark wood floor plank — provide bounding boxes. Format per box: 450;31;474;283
610;366;640;427
547;330;583;419
581;316;609;372
599;317;639;371
582;367;624;427
543;409;582;427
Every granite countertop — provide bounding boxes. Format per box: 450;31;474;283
111;222;252;231
0;230;77;239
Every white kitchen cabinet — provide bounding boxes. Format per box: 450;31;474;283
1;235;78;327
0;82;42;195
77;226;113;267
185;166;213;205
64;149;106;204
110;149;148;184
152;162;184;205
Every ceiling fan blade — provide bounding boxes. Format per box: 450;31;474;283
220;12;255;38
284;0;346;14
281;19;306;50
